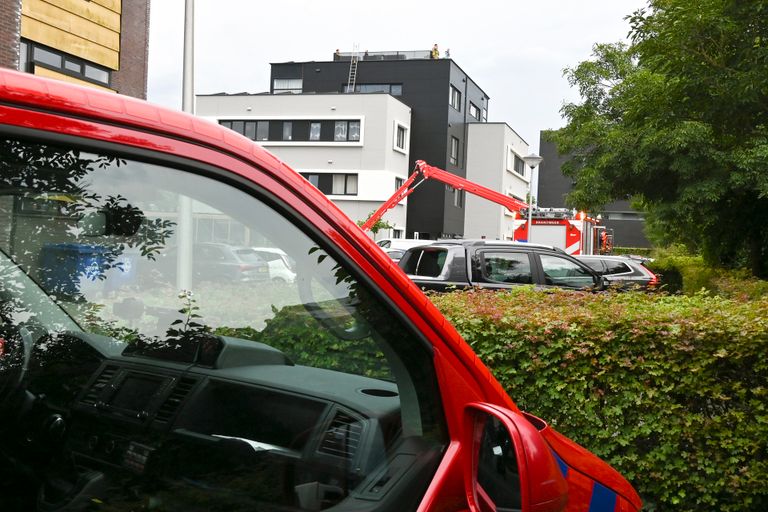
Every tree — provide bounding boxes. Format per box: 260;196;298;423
357;211;393;235
552;0;768;277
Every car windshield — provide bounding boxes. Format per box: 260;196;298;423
0;136;446;511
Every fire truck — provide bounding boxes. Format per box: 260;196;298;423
512;208;604;256
362;160;606;255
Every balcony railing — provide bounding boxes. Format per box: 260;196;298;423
333;50;432;62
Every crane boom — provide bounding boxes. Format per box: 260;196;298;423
361;160;530;232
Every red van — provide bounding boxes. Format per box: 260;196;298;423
0;69;640;512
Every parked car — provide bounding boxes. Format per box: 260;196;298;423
383;248;405;263
154;243;270;283
376;238;434;251
252;246;297;283
576;255;660;290
0;69;639;512
399;240;606;292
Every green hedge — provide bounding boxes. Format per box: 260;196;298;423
430;287;768;512
648;254;768;299
612;247;655;258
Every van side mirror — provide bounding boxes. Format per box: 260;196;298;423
464;403;567;512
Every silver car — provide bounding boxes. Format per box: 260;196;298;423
576;255;659;290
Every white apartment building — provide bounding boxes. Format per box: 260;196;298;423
464;123;531;240
195;92;412;239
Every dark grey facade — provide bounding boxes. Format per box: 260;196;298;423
538;132;651;249
271;53;489;239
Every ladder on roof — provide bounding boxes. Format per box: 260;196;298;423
345;44;359;93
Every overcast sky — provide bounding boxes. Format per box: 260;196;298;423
147;0;648;153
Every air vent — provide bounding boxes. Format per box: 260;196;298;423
81;365;118;405
318;411;363;459
154;377;197;423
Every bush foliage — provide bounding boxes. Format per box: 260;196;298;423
430;287;768;512
648;251;768;299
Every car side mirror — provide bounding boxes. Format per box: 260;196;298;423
464;403;567;512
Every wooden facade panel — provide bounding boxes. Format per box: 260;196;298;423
21;18;119;69
22;0;120;50
34;66;115;92
89;0;121;14
27;0;120;31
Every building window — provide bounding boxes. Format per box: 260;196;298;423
349;121;361;141
446;186;464;208
455;189;464;208
273;78;303;93
64;58;82;74
514;155;525;175
469;102;480;120
332;174;358;195
301;173;358;195
507;147;525;175
19;41;28;71
395;177;405;190
305;174;320;188
309;122;321;141
334;121;347;141
244;121;256;140
393;122;408;153
450;85;461;111
33;46;61;68
256;121;269;141
84;65;109;84
343;83;403;96
221;119;361;143
482;107;488;122
450;137;459;166
21;39;111;87
334;121;360;142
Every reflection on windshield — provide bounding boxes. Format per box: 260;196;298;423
0;138;390;378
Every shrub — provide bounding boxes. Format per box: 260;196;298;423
648;252;768;299
431;287;768;512
612;246;654;258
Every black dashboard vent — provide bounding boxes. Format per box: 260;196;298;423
155;377;197;423
81;365;118;405
318;410;363;459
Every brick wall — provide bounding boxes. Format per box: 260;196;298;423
111;0;150;99
0;0;21;70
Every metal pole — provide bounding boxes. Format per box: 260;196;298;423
177;0;195;291
527;164;537;242
182;0;194;114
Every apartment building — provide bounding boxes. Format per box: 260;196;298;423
196;92;412;238
0;0;149;98
270;50;490;239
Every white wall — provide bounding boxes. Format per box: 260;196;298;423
195;92;411;233
465;123;530;240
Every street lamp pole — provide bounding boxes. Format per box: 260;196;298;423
522;153;543;242
178;0;195;291
182;0;194;115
